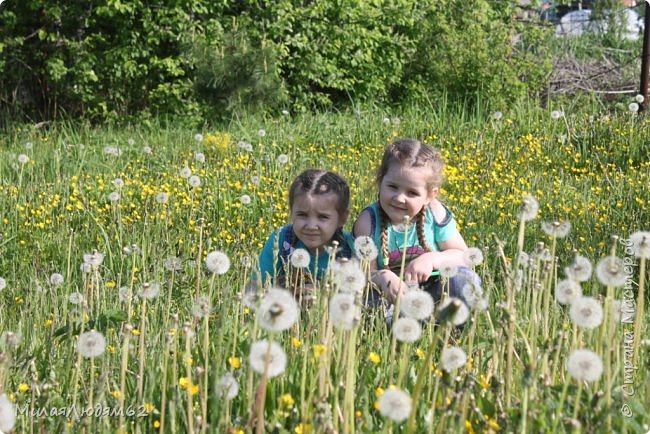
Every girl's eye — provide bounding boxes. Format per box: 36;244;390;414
408;191;419;196
318;215;330;220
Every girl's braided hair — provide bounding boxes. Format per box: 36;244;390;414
288;169;350;249
376;139;445;270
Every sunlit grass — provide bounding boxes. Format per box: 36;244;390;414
0;104;648;433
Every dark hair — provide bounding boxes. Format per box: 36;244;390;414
288;169;350;216
377;139;444;269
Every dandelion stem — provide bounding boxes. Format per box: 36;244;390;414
185;329;194;434
136;298;147;403
118;326;132;432
632;254;646;366
159;332;170;434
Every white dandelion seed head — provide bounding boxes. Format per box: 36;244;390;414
192;295;211;319
635;94;645;103
50;273;64;286
108;191;120;202
329;293;357;330
249;340;287;378
251;175;261;185
164;256;183;272
541;220;571;238
382;117;391;125
80;262;91;274
565;254;593;282
596;256;630;287
118;286;132;303
518;194;539;221
517;252;530;268
194;133;204;142
438;263;458;278
0;278;6;291
331;259;366;294
628;102;639;113
555;279;583;305
400;290;434;320
440;346;467;372
76;330;107;358
492;111;503;121
179;166;192;178
277;154;289;165
188;175;201;188
112;178;125;188
143;146;152;155
68;292;85;305
258;288;299;332
290;248;311;269
1;331;21;347
205;250;231;274
378;389;412;423
127;138;135;146
239;194;251;205
83;251;105;267
194;152;205;163
103;146;121;157
570;296;604;329
257;129;266;137
392;317;422;343
24;141;33;149
0;393;16;433
550;110;563;120
155;192;169;204
462;283;488;311
567;349;603;382
18;154;29;164
437;297;470;325
354;236;379;261
629;231;650;258
392;117;401;126
281;110;290;116
216;372;239;399
463;247;484;267
140;282;161;300
237;141;253;152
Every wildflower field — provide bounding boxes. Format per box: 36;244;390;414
0;104;648;433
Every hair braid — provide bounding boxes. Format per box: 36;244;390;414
416;207;433;253
379;207;391;270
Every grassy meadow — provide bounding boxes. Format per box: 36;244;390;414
0;103;648;433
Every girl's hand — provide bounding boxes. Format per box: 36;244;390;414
374;270;406;303
404;252;438;283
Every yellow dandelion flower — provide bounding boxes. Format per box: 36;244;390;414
189;384;199;395
112;390;121;399
368;352;381;364
295;423;312;434
373;400;380;410
153;421;161;429
44;319;53;327
279;393;294;409
292;338;302;348
313;344;327;359
18;383;29;393
144;402;155;413
355;410;362;418
464;420;476;434
487;417;501;430
132;329;141;336
178;377;189;389
228;356;241;369
415;348;425;359
374;387;384;398
479;374;491;390
106;281;116;289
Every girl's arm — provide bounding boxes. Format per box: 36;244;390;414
354;209;406;302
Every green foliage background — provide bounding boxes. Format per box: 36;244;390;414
0;0;553;122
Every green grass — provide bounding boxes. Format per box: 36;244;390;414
0;101;648;433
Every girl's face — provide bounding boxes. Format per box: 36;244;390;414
291;192;348;253
379;164;438;225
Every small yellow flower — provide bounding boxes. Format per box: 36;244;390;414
132;329;141;336
189;384;199;395
464;420;475;434
18;383;29;393
313;344;327;359
144;402;155;413
373;400;380;410
368;352;381;364
487;417;501;430
153;420;161;429
178;377;189;389
44;319;53;327
184;356;193;366
107;345;117;354
374;387;384;398
355;410;362;418
295;423;312;434
279;393;294;409
106;281;116;289
112;390;122;399
415;348;425;359
292;338;302;348
479;374;491;390
228;356;241;369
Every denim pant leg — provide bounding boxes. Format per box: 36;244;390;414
422;266;481;307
